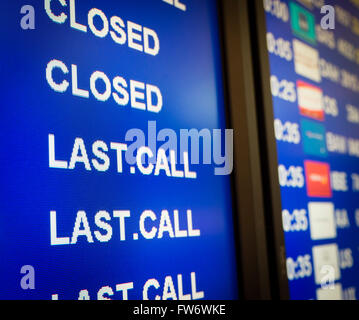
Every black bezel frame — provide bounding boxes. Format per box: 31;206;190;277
218;0;290;299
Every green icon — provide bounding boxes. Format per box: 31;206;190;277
290;1;316;45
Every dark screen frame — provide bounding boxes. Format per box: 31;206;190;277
217;0;290;300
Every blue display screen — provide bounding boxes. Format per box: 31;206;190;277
0;0;238;300
265;0;359;300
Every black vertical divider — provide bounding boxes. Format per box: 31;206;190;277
248;0;290;300
218;0;290;300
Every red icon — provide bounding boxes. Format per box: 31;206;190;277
304;160;332;198
297;80;324;121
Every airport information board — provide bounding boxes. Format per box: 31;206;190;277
0;0;238;300
265;0;359;300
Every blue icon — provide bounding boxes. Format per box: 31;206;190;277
301;119;327;157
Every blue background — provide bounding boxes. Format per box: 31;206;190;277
0;0;238;299
265;0;359;300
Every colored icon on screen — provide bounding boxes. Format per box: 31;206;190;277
297;80;324;121
317;284;343;300
293;39;321;82
308;202;336;240
301;120;327;157
312;244;341;285
304;160;332;198
290;1;316;45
